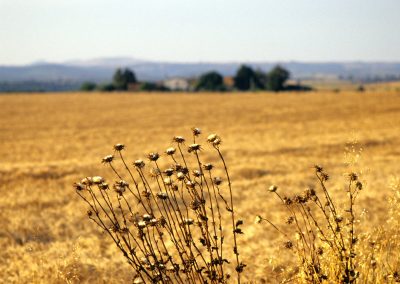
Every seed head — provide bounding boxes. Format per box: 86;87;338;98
181;218;194;226
173;136;185;144
147;152;160;161
149;168;161;178
102;155;114;164
314;165;323;173
165;147;176;155
157;192;169;200
133;159;145;169
143;214;152;221
81;177;93;186
99;182;109;190
268;185;278;193
114;144;125;151
193;169;203;177
137;221;147;229
203;163;213;171
163;168;174;176
213;177;222;185
163;177;173;185
186;180;196;189
254;215;263;224
355;181;363;190
207;134;218;143
74;182;85;191
284;240;293;249
176;172;185;181
192;127;201;136
92;176;104;185
348;172;358;181
188;143;201;153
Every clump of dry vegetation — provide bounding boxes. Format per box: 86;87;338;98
74;128;244;283
257;167;400;283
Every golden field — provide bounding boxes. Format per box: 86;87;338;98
1;88;400;283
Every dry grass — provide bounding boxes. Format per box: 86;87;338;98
1;89;400;283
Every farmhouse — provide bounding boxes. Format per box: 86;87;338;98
162;77;190;91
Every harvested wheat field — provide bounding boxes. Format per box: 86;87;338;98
1;90;400;283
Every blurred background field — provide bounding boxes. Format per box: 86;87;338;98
1;86;399;283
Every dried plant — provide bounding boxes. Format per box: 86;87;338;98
257;166;364;283
74;128;244;283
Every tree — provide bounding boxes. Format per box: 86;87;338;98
80;81;97;91
233;65;263;91
98;83;115;92
112;68;137;90
266;65;290;92
195;71;226;91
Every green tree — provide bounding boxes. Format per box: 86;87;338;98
112;68;137;90
233;65;263;91
266;65;290;92
98;83;115;92
80;81;97;91
195;71;226;91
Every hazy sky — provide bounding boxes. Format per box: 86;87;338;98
1;0;400;65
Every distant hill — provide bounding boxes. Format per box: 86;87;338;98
1;57;400;92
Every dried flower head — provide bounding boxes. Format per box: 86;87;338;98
213;177;222;185
81;177;93;186
355;181;363;190
73;182;85;191
150;168;161;178
255;215;263;224
186;180;196;189
102;155;114;164
284;240;293;249
348;172;358;181
268;185;278;193
188;144;201;153
192;127;201;136
137;221;147;229
114;144;125;151
314;165;323;173
99;182;109;190
163;168;174;176
165;147;176;155
207;134;218;143
143;214;152;221
176;172;185;181
163;177;173;185
147;152;160;161
157;192;169;200
203;163;213;171
92;176;104;185
173;136;185;144
193;169;203;177
133;159;145;169
181;218;194;226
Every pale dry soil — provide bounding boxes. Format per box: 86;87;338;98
0;91;399;283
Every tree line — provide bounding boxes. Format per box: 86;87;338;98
81;64;311;92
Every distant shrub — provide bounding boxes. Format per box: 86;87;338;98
266;65;290;92
233;65;263;91
97;83;115;92
195;71;226;91
139;82;169;92
80;81;97;91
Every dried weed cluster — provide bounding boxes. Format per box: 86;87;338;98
74;128;244;283
258;167;400;283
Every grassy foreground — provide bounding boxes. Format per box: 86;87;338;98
1;90;399;283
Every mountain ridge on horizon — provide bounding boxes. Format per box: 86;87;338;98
1;57;400;92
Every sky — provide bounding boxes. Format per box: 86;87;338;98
1;0;400;65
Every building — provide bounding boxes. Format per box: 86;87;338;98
162;78;190;91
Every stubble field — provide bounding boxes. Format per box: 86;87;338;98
1;89;399;283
